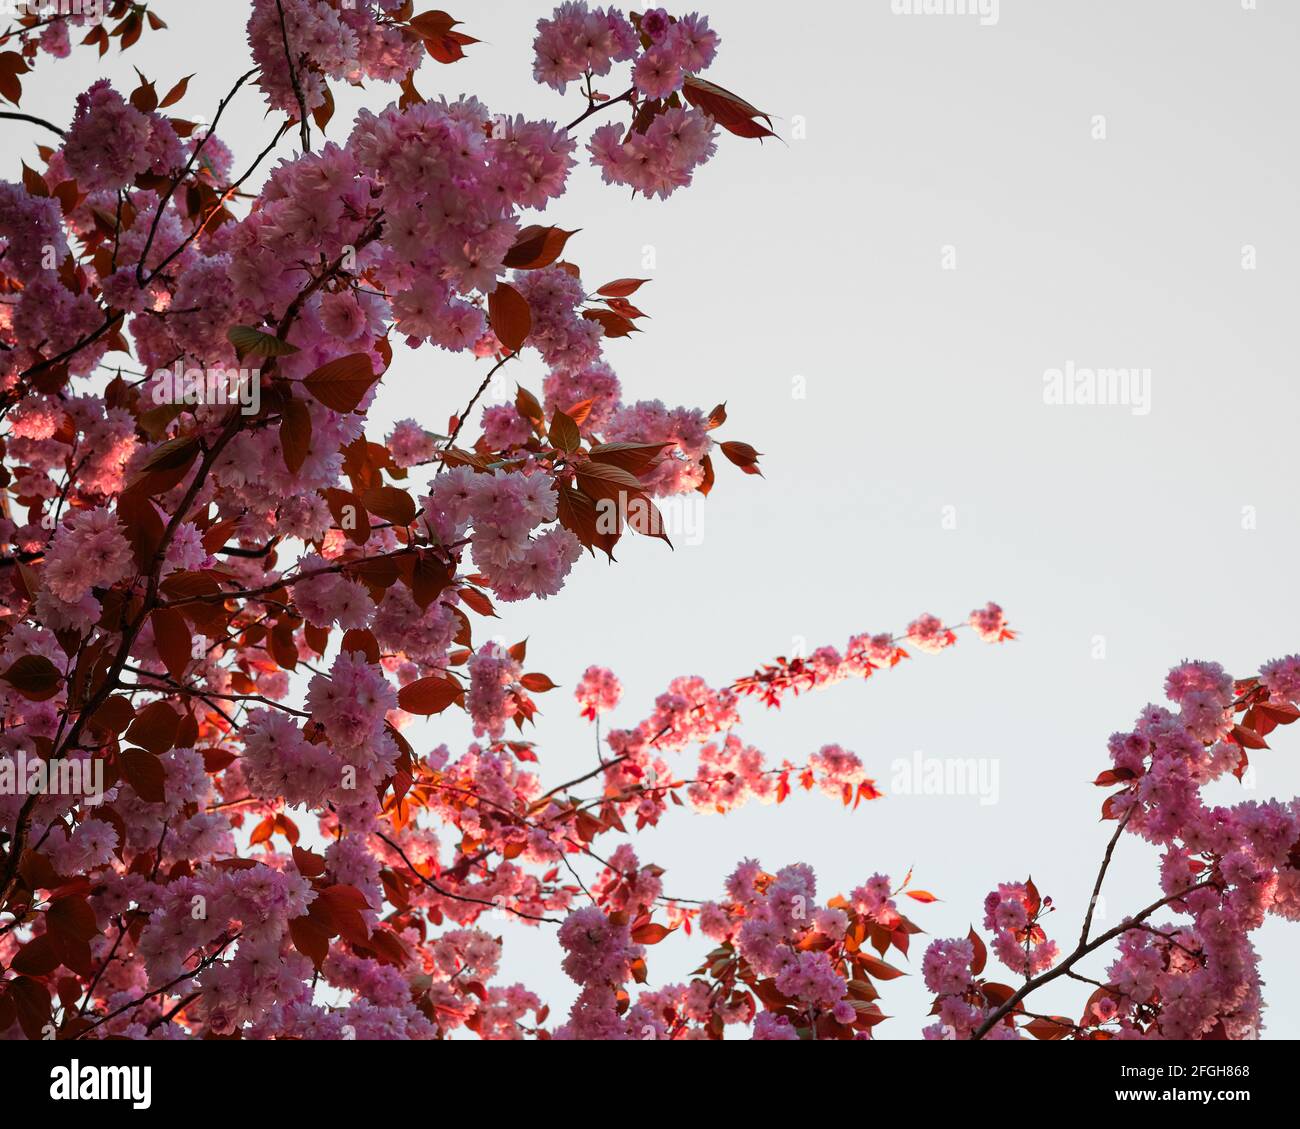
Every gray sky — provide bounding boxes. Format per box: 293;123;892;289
17;0;1300;1037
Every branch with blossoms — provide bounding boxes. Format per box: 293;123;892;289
356;604;1014;927
0;2;167;102
917;656;1300;1042
545;603;1015;835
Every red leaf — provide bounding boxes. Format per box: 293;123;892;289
321;486;371;545
697;452;715;496
515;384;544;428
398;676;462;715
289;914;330;969
631;922;672;945
48;894;98;942
968;927;987;977
12;934;62;977
116;490;165;570
120;748;166;804
1230;723;1269;750
303;353;380;414
1093;767;1137;786
360;485;417;527
9;977;51;1041
159;73;192;108
292;845;327;878
582;308;638;338
340;628;380;664
719;440;763;476
124;700;182;755
150;607;192;683
597;278;650;299
488;283;532;354
549;409;581;453
858;954;906;981
459;587;497;618
1026;1015;1073;1041
682;76;776;139
201;747;237;773
1;655;62;701
280;394;312;475
604;297;648;319
587;442;671;477
503;225;578;270
410;10;479;64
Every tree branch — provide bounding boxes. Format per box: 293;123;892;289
972;879;1215;1040
0;110;65;137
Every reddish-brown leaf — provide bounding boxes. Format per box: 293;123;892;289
549;409;581;453
458;587;496;618
120;748;166;803
630;922;672;945
340;628;381;664
719;440;763;476
321;487;371;545
303;353;380;414
968;927;988;976
587;442;670;477
582;308;638;338
682;75;776;139
858;954;906;981
361;485;417;527
503;225;578;270
9;976;51;1041
1;655;62;701
514;384;544;429
116;490;166;570
158;73;192;108
280;393;312;475
124;700;182;755
597;278;650;299
1231;723;1269;750
289;914;330;969
292;845;327;878
12;934;62;977
150;607;192;682
397;676;462;715
1026;1015;1074;1041
489;283;532;354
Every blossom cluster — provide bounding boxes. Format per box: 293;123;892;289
534;4;726;198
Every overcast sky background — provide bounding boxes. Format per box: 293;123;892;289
17;0;1300;1037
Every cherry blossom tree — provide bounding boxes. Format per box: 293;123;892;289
0;2;1296;1043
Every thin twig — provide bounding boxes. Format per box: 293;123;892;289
275;0;312;153
0;110;64;137
564;87;635;132
374;830;562;924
